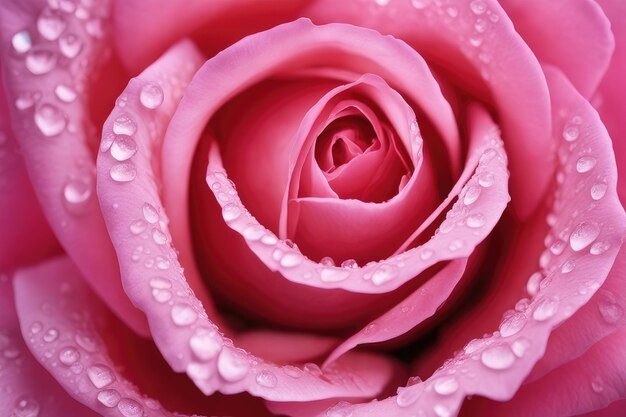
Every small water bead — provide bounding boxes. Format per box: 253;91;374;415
434;404;452;417
499;312;526;337
189;328;223;361
319;268;350;283
26;49;57;75
217;347;250;382
74;332;98;352
110;135;137;161
34;103;66;137
448;239;464;251
420;249;433;260
58;33;82;58
152;229;167;245
371;264;398;285
12;31;32;53
341;259;358;269
140;83;164;109
129;219;147;234
526;271;543;296
155;256;170;270
590;183;607;201
320;256;335;267
511;337;530;358
590;241;610;255
43;328;59;342
152;288;172;303
280;252;303;268
560;260;575;273
470;0;486;14
532;297;559;321
591;376;605;393
433;376;458;395
58;346;80;365
395;386;421;407
261;234;278;245
117;398;144;417
97;389;121;408
463;186;481;205
171;303;197;326
110;162;137;182
54;84;77;103
282;365;303;378
562;125;579;142
222;204;241;222
466;213;485;228
112;115;137;136
598;292;623;324
480;344;515;370
576;156;597;173
549;239;567;256
87;364;115;388
63;178;92;206
37;9;66;41
13;396;40;417
256;370;278;388
570;221;600;251
30;322;43;334
142;203;159;224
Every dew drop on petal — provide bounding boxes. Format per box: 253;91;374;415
152;229;167;245
396;386;421;407
561;260;575;273
448;239;465;251
420;249;433;260
590;241;611;255
526;272;543;297
341;259;358;269
434;404;452;417
26;49;57;75
470;0;486;14
100;132;115;152
562;125;579;142
590;183;607;201
222;204;241;222
282;365;303;378
532;297;559;321
110;135;137;161
129;219;147;235
499;312;526;337
87;364;115;388
466;213;485;228
256;370;278;388
217;347;250;382
97;389;121;408
63;178;92;207
319;268;350;283
411;0;429;9
511;337;530;358
140;83;164;109
280;252;302;268
37;9;66;41
12;31;32;53
30;322;43;334
13;397;40;417
58;346;79;365
569;221;600;251
433;376;458;395
34;103;66;137
142;203;159;224
549;239;566;256
320;256;335;267
480;344;515;370
171;303;197;326
371;264;398;285
58;33;83;58
117;398;143;417
54;84;77;103
112;115;137;136
576;156;597;173
189;328;223;361
463;186;481;205
43;328;58;342
110;162;137;182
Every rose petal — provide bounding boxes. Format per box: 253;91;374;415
0;0;148;335
500;0;614;98
0;275;101;417
304;0;554;218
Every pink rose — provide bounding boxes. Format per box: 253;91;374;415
1;0;625;416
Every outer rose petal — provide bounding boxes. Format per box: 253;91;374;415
499;0;614;99
0;69;59;270
0;0;148;335
0;275;100;417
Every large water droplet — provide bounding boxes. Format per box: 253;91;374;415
590;183;607;201
117;398;143;417
152;229;167;245
480;344;515;370
34;103;66;137
87;364;115;388
58;33;82;58
140;83;164;109
13;396;40;417
570;221;600;251
113;115;137;135
54;84;77;103
280;252;302;268
499;312;526;337
189;327;223;361
217;347;250;382
463;186;481;205
532;297;559;321
576;156;597;173
110;162;137;182
37;9;66;40
256;370;278;388
171;303;197;326
97;389;121;408
433;376;458;395
110;135;137;161
12;31;32;53
26;49;57;75
58;346;80;365
63;178;92;209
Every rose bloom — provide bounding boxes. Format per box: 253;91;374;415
1;0;625;416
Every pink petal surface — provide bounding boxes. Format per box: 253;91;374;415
97;35;396;401
0;274;101;417
0;68;59;270
594;0;626;205
500;0;614;98
0;0;148;335
304;0;553;218
304;64;626;417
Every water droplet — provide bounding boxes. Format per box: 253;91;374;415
474;18;488;33
499;312;526;337
320;256;335;267
590;241;610;255
598;292;622;324
54;84;77;103
480;344;515;370
434;404;452;417
217;347;250;382
141;203;159;224
12;31;32;53
256;370;278;388
549;239;566;256
26;49;57;75
155;256;170;270
140;83;164;109
152;229;167;245
37;9;66;40
171;303;197;326
110;162;136;182
34;103;66;137
129;219;147;234
420;249;433;260
532;297;559;321
371;264;398;285
511;337;530;357
341;259;358;269
280;252;302;268
470;0;486;14
13;396;40;417
151;288;172;303
396;386;421;407
110;135;137;161
466;213;485;228
526;271;543;296
113;115;137;135
562;125;579;142
448;239;464;251
590;183;607;201
576;156;597;173
282;365;303;378
87;364;115;388
222;204;241;222
58;346;79;365
43;328;59;342
85;18;105;38
319;268;350;283
63;178;92;207
97;389;121;408
411;0;429;9
433;376;458;395
58;33;82;58
189;327;223;361
560;259;575;273
117;398;143;417
570;221;600;251
30;322;43;334
463;186;481;205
